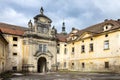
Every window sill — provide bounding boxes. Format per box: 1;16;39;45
104;48;110;50
81;52;85;54
89;51;94;53
71;52;75;54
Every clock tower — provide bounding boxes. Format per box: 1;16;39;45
33;7;52;34
23;7;57;72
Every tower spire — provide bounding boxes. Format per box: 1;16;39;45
61;21;67;35
40;7;44;15
62;22;65;32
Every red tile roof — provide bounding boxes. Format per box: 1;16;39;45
56;34;68;42
0;22;28;36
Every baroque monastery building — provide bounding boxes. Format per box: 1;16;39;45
0;8;120;73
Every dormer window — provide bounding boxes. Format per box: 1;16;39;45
72;36;77;40
103;24;113;31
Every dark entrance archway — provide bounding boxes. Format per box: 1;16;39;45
37;57;47;73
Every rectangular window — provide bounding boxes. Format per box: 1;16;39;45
2;62;4;72
39;44;42;52
64;62;66;68
39;44;47;53
89;43;93;52
13;37;18;41
38;27;42;33
72;47;74;53
81;45;85;53
104;40;109;50
43;44;47;52
13;44;17;47
12;66;17;71
57;62;60;66
82;62;85;68
64;48;67;54
57;47;60;54
13;53;17;56
105;62;109;68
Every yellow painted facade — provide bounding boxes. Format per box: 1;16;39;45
0;33;8;73
57;21;120;72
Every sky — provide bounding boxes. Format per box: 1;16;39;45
0;0;120;33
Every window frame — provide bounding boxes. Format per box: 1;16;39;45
13;37;18;41
82;62;85;68
81;45;85;53
72;47;75;53
104;40;109;50
39;44;47;53
89;43;93;52
105;62;109;68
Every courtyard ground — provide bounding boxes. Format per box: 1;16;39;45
8;72;120;80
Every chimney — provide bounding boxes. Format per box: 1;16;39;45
117;19;120;21
104;19;108;22
72;27;75;31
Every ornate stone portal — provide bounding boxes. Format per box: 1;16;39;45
23;7;57;72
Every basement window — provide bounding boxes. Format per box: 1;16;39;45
82;62;85;68
13;44;17;47
13;53;17;56
105;62;109;68
12;66;17;71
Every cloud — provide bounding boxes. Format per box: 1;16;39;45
0;0;120;33
0;7;30;27
93;0;120;18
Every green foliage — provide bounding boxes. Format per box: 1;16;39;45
0;71;13;79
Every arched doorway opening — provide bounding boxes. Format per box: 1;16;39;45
37;57;47;73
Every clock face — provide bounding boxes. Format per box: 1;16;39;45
39;17;46;23
43;28;48;34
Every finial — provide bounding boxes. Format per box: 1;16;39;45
52;26;55;29
62;21;65;32
40;7;44;15
62;22;65;27
28;19;32;28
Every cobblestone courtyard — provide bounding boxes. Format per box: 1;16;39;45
9;72;120;80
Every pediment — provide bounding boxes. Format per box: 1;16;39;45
77;32;93;40
34;50;53;58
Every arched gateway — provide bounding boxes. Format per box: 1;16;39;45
37;57;47;73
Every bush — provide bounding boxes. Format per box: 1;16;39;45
0;71;13;79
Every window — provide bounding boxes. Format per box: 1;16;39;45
57;47;60;54
81;45;85;53
57;62;60;66
13;53;17;56
105;62;109;68
89;43;93;52
104;40;109;50
13;44;17;47
39;44;47;53
64;48;67;54
64;62;66;68
39;44;42;52
38;27;42;32
72;63;74;66
57;44;60;46
82;40;84;43
64;44;67;46
43;44;47;52
13;37;18;41
2;62;4;71
105;34;108;37
12;66;17;71
82;62;85;68
91;38;93;41
72;47;74;53
72;43;74;45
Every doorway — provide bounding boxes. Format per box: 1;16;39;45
37;57;47;73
